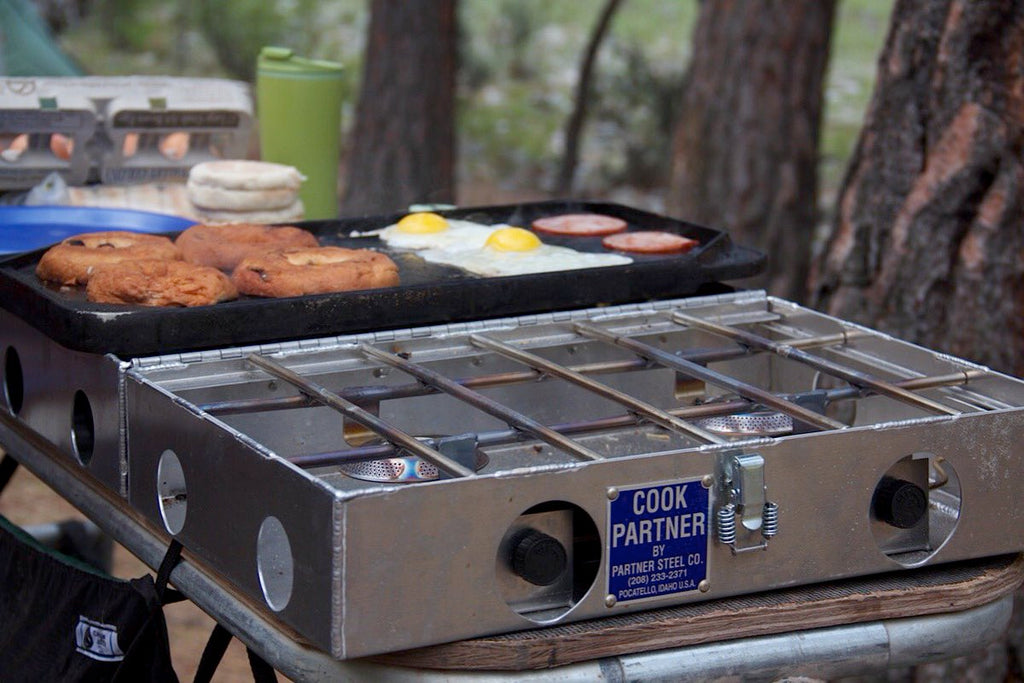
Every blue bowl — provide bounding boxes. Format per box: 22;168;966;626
0;206;194;255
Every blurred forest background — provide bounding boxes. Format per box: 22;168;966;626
16;0;888;235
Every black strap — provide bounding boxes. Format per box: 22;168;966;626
156;540;279;681
112;578;179;683
0;454;19;496
193;623;279;683
246;647;278;683
193;623;233;683
154;538;186;605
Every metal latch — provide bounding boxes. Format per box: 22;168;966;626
717;453;779;553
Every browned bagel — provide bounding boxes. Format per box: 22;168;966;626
86;259;239;307
36;231;182;286
232;246;400;298
175;222;319;271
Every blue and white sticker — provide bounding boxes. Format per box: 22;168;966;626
607;479;709;603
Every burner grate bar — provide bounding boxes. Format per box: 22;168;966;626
200;354;742;417
671;311;961;417
825;369;983;401
200;331;864;418
574;322;848;432
468;333;727;445
358;343;605;462
286;369;984;469
245;353;476;478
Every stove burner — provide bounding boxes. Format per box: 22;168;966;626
340;456;439;482
697;411;794;436
338;439;490;483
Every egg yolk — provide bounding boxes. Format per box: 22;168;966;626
396;212;449;234
485;227;542;252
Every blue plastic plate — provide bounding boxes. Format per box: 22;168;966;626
0;206;194;255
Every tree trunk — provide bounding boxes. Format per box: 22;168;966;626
554;0;624;196
342;0;457;216
811;4;1024;675
667;0;836;302
808;0;1024;378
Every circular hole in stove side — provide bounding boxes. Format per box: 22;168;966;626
496;501;601;623
257;516;294;612
71;390;95;465
2;346;24;415
157;449;188;535
869;452;961;567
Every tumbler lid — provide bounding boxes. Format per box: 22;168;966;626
257;47;343;77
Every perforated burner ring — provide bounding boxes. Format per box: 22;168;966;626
697;411;794;436
340;457;438;482
339;447;489;483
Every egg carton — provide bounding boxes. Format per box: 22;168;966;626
0;76;253;190
0;82;95;188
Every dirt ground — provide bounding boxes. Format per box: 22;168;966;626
0;457;263;682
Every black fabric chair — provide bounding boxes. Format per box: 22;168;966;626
0;454;180;681
0;453;277;682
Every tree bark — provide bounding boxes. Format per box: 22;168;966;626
667;0;837;302
812;6;1024;675
809;0;1024;377
554;0;624;196
342;0;457;216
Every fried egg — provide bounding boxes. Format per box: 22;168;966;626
378;212;501;251
419;226;632;276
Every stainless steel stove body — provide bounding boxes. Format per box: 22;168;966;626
3;290;1024;659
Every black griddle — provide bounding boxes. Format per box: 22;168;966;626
0;200;763;356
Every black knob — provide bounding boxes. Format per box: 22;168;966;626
872;476;927;529
511;530;568;586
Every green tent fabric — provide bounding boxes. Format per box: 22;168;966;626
0;0;85;76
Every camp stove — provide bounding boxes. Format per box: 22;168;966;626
81;290;1024;656
4;288;1024;660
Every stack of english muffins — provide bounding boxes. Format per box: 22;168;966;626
186;160;305;224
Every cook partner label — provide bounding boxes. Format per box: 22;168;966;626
607;479;709;603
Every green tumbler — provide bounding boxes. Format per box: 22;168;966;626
256;47;344;220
